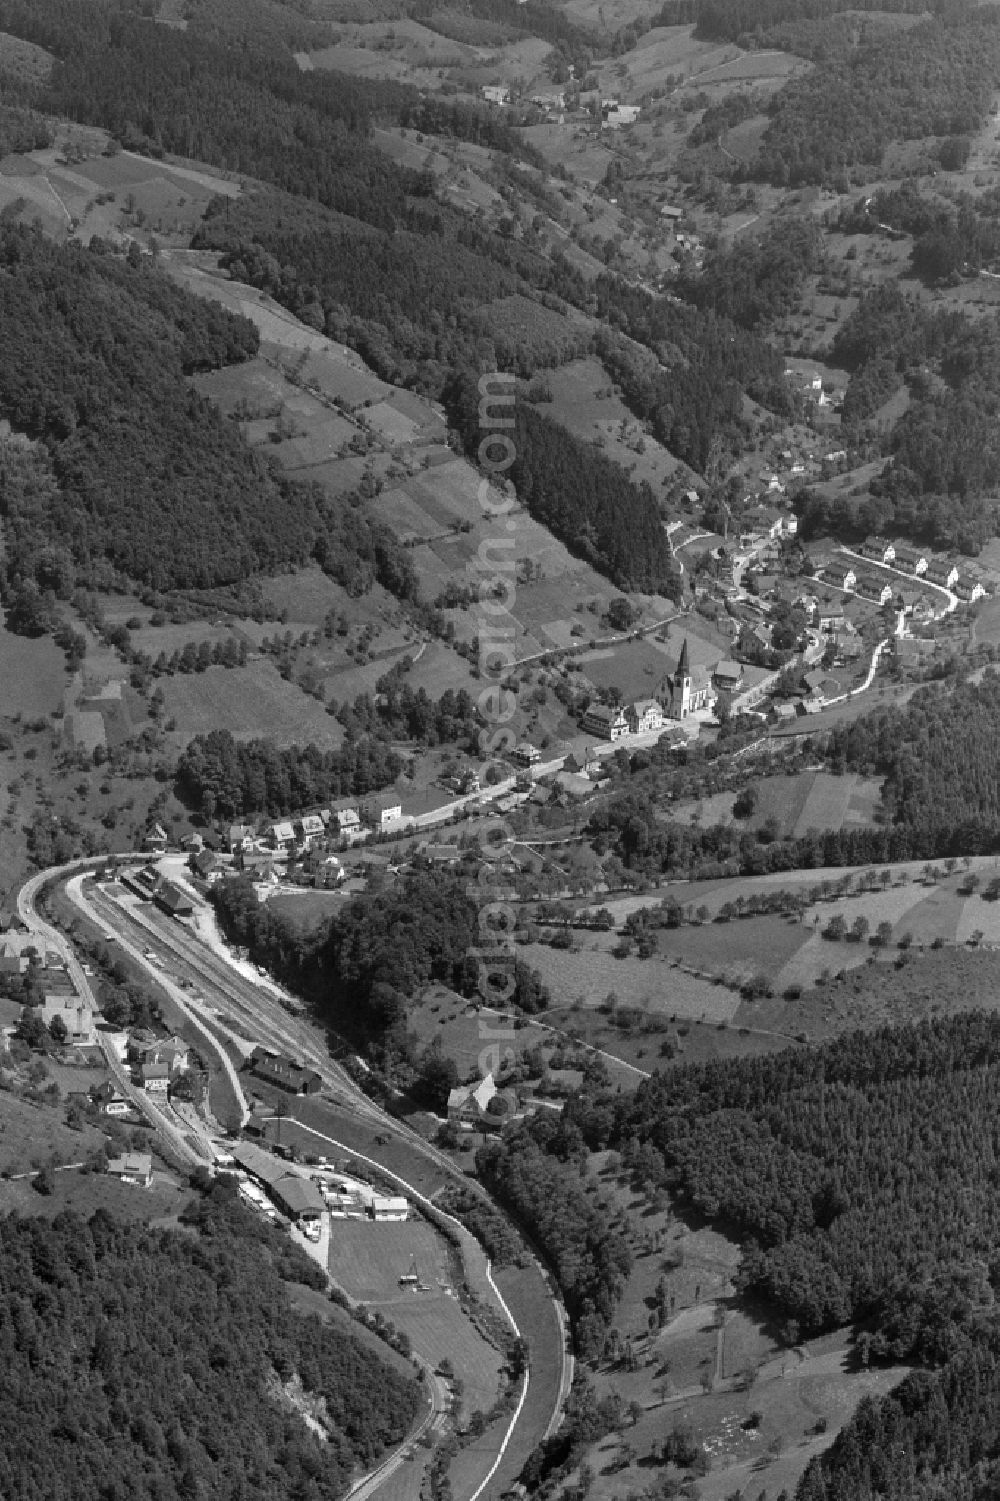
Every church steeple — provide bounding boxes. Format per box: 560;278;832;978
676;637;690;679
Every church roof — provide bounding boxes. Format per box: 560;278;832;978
677;637;690;675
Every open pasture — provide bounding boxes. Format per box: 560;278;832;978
259;566;402;629
0;620;67;717
579;637;674;699
160;661;344;749
327;1219;502;1417
544;358;685;492
0;1091;109;1177
596;27;740;93
521;940;742;1021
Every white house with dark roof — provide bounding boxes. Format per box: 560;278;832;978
580;704;630;740
447;1073;505;1127
628;699;664;735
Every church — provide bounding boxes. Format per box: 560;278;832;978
659;639;715;720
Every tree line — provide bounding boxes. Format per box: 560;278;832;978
0;1189;421;1500
568;1010;1000;1351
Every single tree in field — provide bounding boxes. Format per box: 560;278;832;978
874;921;893;948
851;915;870;943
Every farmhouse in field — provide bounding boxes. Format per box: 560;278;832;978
447;1072;512;1128
603;102;640;127
482;84;510;105
106;1153;153;1187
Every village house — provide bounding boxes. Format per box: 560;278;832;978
955;576;987;603
580;704;630;741
511;742;543;766
190;848;220;882
721;665;780;717
91;1080;129;1116
106;1153;153;1187
143;822;168;852
832;633;864;664
660;201;683;222
817;610;846;632
628;699;664;735
330;799;361;835
482;84;510;105
603;102;640;127
140;1035;190;1074
854;574;893;606
41;996;97;1046
139;1061;170;1094
269;821;297;851
713;660;744;695
925;559;960;589
447;1072;511;1129
362;792;403;830
296;813;325;844
227;823;257;853
891;544;927;576
563;748;599;776
860;537;894;565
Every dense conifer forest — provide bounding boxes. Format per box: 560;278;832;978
0;1190;421;1500
566;1012;1000;1349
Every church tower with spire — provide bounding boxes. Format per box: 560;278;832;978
673;637;692;718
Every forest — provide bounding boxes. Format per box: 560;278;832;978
789;282;1000;549
568;1011;1000;1350
211;869;481;1040
175;729;404;820
477;1124;633;1360
757;9;1000;186
799;1338;1000;1500
0;1191;421;1500
0;226;324;593
444;368;680;594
